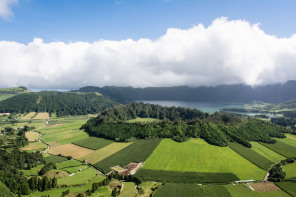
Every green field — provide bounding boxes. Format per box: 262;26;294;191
154;183;203;197
202;185;232;197
80;142;132;164
229;142;273;170
127;117;160;123
251;142;286;163
275;182;296;197
62;165;88;173
21;142;47;151
44;155;68;163
277;134;296;148
56;160;82;169
120;182;137;197
143;139;266;180
94;139;162;173
20;165;44;176
136;169;239;183
283;162;296;179
73;137;113;150
260;140;296;158
39;119;88;134
225;184;290;197
57;167;101;186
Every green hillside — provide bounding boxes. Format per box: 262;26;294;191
0;91;118;116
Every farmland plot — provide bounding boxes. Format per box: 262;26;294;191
48;144;93;159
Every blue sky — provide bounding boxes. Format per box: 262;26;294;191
1;0;296;43
1;0;296;89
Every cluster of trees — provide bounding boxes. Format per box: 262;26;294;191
82;103;287;147
28;176;57;192
271;117;296;128
39;163;56;176
0;91;118;116
268;157;295;182
0;86;27;94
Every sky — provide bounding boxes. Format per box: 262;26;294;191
0;0;296;89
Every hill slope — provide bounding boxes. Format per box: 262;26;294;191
0;91;118;116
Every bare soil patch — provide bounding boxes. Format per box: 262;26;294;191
48;144;93;159
249;182;281;192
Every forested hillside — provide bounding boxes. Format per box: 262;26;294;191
82;103;288;146
0;92;118;116
78;80;296;103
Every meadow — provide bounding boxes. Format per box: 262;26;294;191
33;112;50;120
21;112;36;120
260;140;296;158
276;134;296;148
48;144;93;159
94;139;162;173
202;185;232;197
21;142;47;151
143;138;266;180
25;131;39;142
73;137;113;150
80;142;132;164
44;155;68;163
229;142;273;170
154;183;203;197
251;142;286;163
282;162;296;179
275;182;296;197
56;160;82;169
120;182;137;197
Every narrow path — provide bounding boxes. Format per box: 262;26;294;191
263;172;269;182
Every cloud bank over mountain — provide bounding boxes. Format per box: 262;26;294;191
1;17;296;89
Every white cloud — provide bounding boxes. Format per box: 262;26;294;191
1;17;296;89
0;0;18;20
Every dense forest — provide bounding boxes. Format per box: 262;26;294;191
82;103;288;147
78;80;296;103
0;91;118;116
0;86;28;94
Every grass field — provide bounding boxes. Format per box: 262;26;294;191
33;112;50;119
283;162;296;179
20;165;44;176
251;142;286;163
21;142;47;151
260;140;296;158
277;134;296;148
48;144;93;159
229;142;273;170
202;185;232;197
143;139;265;180
275;182;296;197
39;120;87;134
80;142;132;164
73;137;113;150
120;182;137;197
57;167;101;186
56;160;82;169
137;182;162;197
154;183;203;197
127;117;160;123
25;131;40;142
42;130;89;147
44;169;69;178
44;155;68;164
21;112;36;120
94;139;162;173
225;184;290;197
62;165;88;173
136;169;239;183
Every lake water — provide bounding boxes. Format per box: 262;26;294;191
138;100;245;113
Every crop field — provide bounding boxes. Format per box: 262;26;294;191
21;112;36;120
33;112;50;120
143;139;265;180
48;144;93;159
57;167;101;186
260;140;296;158
120;182;137;197
225;184;290;197
25;131;39;142
249;182;281;192
276;182;296;197
136;169;239;183
276;134;296;148
229;142;273;170
21;142;47;151
80;142;132;164
154;183;203;197
251;142;286;163
283;162;296;179
56;160;82;169
44;155;68;163
73;137;113;150
94;139;162;173
202;185;232;197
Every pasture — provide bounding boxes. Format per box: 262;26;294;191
251;142;286;163
20;165;44;176
25;131;39;142
62;165;88;173
44;155;68;164
21;142;47;151
21;112;36;120
33;112;50;119
154;183;203;197
135;169;239;183
73;137;113;150
202;185;232;197
80;142;132;164
277;134;296;148
282;162;296;179
229;142;273;170
260;140;296;158
44;170;68;178
94;139;162;173
56;160;82;169
143;139;266;180
120;182;137;197
275;182;296;197
48;144;93;159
